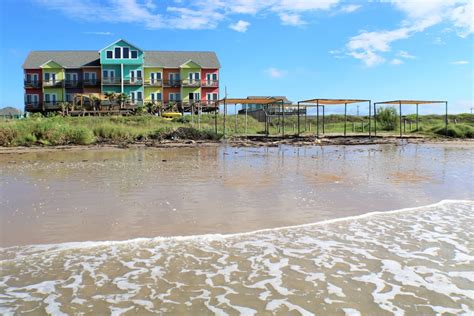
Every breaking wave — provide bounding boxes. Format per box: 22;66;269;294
1;200;473;315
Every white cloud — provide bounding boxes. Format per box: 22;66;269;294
344;0;472;67
279;13;306;26
340;4;361;13
450;60;469;65
397;50;415;59
83;31;113;36
33;0;353;30
264;67;287;78
390;58;403;65
433;36;446;45
229;20;250;32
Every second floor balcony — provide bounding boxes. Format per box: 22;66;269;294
83;79;101;87
181;79;201;87
43;80;64;88
102;77;121;85
65;80;80;88
144;79;163;86
163;80;181;87
24;80;41;88
123;78;143;85
202;80;219;88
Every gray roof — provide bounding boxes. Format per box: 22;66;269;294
144;51;220;68
23;50;220;69
23;51;101;69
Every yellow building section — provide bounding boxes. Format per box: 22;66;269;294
144;86;163;102
144;67;163;84
41;60;65;100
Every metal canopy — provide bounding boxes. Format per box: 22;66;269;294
375;100;446;105
299;98;370;105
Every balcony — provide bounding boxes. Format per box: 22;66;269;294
102;77;121;85
83;79;101;87
123;78;143;85
202;80;219;88
65;80;80;88
144;79;163;87
181;79;201;88
43;80;64;88
24;80;41;88
24;102;42;112
43;101;63;110
163;80;181;88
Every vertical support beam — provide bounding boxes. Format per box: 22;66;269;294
245;103;248;136
316;100;320;138
304;105;307;132
120;63;124;94
344;103;347;137
297;102;301;136
235;104;238;134
399;101;402;138
282;100;285;137
322;105;325;135
445;101;448;136
368;101;372;137
416;103;419;131
191;102;194;125
223;98;227;139
198;102;201;130
374;103;377;136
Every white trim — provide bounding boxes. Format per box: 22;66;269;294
39;59;63;68
179;59;202;68
98;39;144;53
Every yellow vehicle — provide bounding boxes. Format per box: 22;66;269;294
162;112;182;120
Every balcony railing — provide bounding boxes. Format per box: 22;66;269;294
163;80;181;87
44;101;63;110
202;80;219;88
25;102;42;111
65;80;80;88
83;79;101;87
102;77;121;85
144;79;163;86
123;78;143;85
43;80;64;87
24;80;41;88
181;79;201;87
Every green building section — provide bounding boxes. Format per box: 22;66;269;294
180;61;201;83
144;87;163;101
144;67;163;83
41;60;65;101
182;87;201;103
100;40;144;65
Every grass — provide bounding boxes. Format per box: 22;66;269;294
1;113;473;147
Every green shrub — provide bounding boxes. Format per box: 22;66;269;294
430;124;474;138
377;107;398;131
65;126;95;145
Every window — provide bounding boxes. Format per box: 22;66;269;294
131;50;138;59
169;93;181;101
106;50;113;59
206;93;218;101
156;92;162;100
137;91;142;101
114;47;121;59
66;93;74;102
123;47;130;59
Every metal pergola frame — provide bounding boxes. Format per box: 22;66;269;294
373;100;448;137
213;98;284;137
297;99;372;137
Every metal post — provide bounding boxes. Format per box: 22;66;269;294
297;102;300;136
416;103;419;131
198;102;201;130
374;103;377;136
322;105;325;135
368;101;372;137
245;103;248;136
282;100;285;137
235;104;238;134
399;101;402;138
223;99;227;138
316;101;320;138
304;106;307;131
344;103;347;136
445;101;448;136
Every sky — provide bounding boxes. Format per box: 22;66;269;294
0;0;473;114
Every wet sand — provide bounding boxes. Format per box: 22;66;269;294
1;143;473;247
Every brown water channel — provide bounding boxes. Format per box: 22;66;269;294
1;143;473;247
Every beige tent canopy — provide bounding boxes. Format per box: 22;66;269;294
374;100;448;137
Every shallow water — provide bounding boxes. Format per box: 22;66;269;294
1;144;473;246
1;200;473;315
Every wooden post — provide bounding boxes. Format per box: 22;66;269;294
344;103;347;136
399;101;402;138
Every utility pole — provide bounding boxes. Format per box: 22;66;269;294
357;105;360;116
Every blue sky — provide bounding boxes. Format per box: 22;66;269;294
0;0;472;114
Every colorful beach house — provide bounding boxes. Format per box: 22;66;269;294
22;39;220;113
